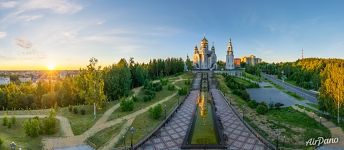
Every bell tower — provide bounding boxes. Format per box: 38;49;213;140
225;38;235;70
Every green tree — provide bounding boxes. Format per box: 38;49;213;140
77;57;106;109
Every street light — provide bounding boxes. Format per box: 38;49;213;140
123;135;126;148
164;104;167;119
320;116;322;125
130;127;136;150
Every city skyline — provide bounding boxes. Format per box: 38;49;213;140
1;0;344;70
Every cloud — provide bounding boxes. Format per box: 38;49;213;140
1;0;83;23
17;15;43;22
0;1;17;8
0;32;7;39
20;0;83;14
15;38;33;49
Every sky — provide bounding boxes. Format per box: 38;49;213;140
0;0;344;70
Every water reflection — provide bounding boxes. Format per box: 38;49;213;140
197;92;208;119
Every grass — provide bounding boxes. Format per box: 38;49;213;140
267;107;331;141
191;103;217;144
285;91;305;101
108;86;175;121
243;72;261;82
306;103;319;109
115;94;183;147
58;101;117;135
86;121;125;149
0;118;61;150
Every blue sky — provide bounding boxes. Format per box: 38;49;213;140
0;0;344;70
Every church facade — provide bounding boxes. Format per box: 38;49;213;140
192;37;217;70
192;36;235;70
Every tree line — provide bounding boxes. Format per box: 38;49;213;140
250;58;344;117
0;57;186;110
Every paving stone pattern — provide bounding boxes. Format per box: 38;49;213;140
137;90;199;150
211;89;268;150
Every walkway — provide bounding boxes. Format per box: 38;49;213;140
211;89;267;150
137;90;199;149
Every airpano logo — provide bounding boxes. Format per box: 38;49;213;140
306;137;339;146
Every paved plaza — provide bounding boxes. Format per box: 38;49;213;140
137;90;199;149
211;89;267;150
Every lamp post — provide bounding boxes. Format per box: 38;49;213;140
164;104;167;119
276;132;279;149
130;127;135;150
123;135;126;149
320;116;322;125
283;135;286;148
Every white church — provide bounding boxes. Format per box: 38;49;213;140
192;36;235;70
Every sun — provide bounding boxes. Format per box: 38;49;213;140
47;64;56;70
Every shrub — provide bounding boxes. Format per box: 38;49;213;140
11;116;16;126
73;107;78;114
2;116;8;126
120;99;134;112
248;100;258;109
269;102;275;109
0;137;3;147
256;103;269;115
68;105;73;112
160;79;169;85
43;109;57;135
274;103;284;109
149;104;163;120
167;84;175;91
178;87;188;96
184;79;191;85
132;96;138;102
7;122;11;128
23;117;42;137
80;109;86;115
143;95;154;102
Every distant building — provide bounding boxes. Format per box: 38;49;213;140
234;58;241;67
0;77;10;85
241;55;262;66
19;77;31;83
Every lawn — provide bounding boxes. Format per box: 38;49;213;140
267;107;330;141
115;94;183;147
58;101;117;135
86;121;125;149
108;86;175;121
243;72;261;82
285;91;305;101
0;118;61;150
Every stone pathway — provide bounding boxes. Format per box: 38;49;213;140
211;89;267;150
137;90;199;149
292;106;344;149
